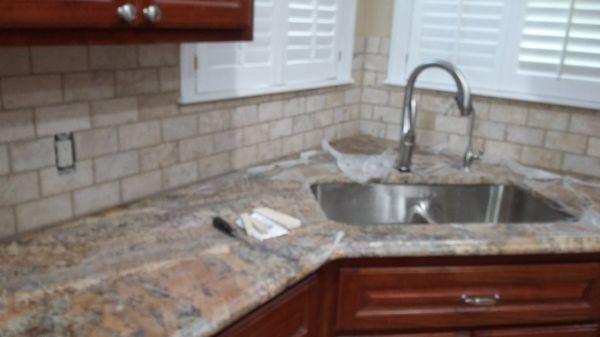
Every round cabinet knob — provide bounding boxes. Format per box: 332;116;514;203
143;5;162;23
117;3;137;23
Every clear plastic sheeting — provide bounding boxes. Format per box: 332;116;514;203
322;139;397;184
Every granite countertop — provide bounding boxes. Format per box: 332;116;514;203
1;136;599;337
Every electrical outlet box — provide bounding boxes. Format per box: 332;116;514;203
54;133;76;173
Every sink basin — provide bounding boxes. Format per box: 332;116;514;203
311;183;576;225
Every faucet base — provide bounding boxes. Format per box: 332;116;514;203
396;165;411;173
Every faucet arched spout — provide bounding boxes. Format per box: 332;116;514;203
397;60;475;172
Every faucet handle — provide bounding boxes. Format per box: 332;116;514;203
463;148;483;171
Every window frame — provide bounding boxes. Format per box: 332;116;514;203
180;0;357;105
385;0;600;110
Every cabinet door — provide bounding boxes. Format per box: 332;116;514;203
474;324;599;337
215;275;319;337
141;0;252;29
0;0;136;28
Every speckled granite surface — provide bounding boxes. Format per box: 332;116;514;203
1;136;599;337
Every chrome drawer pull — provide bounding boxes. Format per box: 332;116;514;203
461;294;500;306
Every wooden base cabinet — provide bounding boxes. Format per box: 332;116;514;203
212;255;600;337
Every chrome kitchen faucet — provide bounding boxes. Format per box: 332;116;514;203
397;60;482;172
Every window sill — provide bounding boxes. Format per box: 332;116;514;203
383;78;600;111
179;78;355;105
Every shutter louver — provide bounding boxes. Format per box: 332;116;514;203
517;0;600;83
406;0;510;90
284;0;339;84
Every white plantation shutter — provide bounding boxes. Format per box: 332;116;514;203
195;0;277;93
181;0;356;103
283;0;339;84
388;0;600;109
501;0;600;106
405;0;510;90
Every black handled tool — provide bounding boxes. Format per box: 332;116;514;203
213;216;236;237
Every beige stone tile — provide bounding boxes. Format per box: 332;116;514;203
544;131;587;154
325;91;345;108
527;108;569;131
0;47;30;76
0;172;39;206
414;129;448;148
94;151;139;183
303;129;323;149
118;121;160;150
485;140;521;162
31;46;87;73
231;105;258;127
258;101;283;121
2;75;62;109
214;130;243;152
360;120;386;138
40;160;93;196
141;142;178;171
162;115;197;141
389;91;405;108
283;97;306;117
489;102;528;125
10;137;55;172
16;193;72;232
385;123;400;141
315;110;334;127
138;92;178;121
163;161;197;189
360;104;373;119
115;69;159;96
366;37;380;54
364;54;387;72
75;128;118;159
473;120;505;140
282;134;304;154
434;115;469;135
588;137;600;158
0;145;7;175
198;152;230;179
373;106;400;123
418;92;457;115
73;181;120;216
257;139;283;162
344;88;361;105
506;125;544;146
64;71;114;102
138;44;179;67
354;36;366;53
306;95;326;113
562;154;600;178
0;110;35;142
269;118;293;140
292;114;314;134
179;135;213;161
231;145;257;169
0;207;15;238
121;170;162;202
570;114;600;136
520;146;562;170
159;66;179;92
89;45;137;70
379;37;390;55
198;109;230;134
91;97;138;127
35;103;91;136
242;124;269;145
361;88;388;104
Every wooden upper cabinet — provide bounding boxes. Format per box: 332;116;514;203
0;0;136;28
0;0;253;44
145;0;252;29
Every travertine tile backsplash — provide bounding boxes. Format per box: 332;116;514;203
0;44;361;238
0;36;598;239
353;36;600;179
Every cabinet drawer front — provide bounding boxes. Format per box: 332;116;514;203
336;264;600;333
474;324;599;337
216;276;318;337
146;0;252;29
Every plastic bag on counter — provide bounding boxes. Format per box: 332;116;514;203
322;139;397;184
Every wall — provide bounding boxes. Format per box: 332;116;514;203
0;45;361;239
354;34;600;178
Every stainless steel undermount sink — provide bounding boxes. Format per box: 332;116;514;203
311;183;576;225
